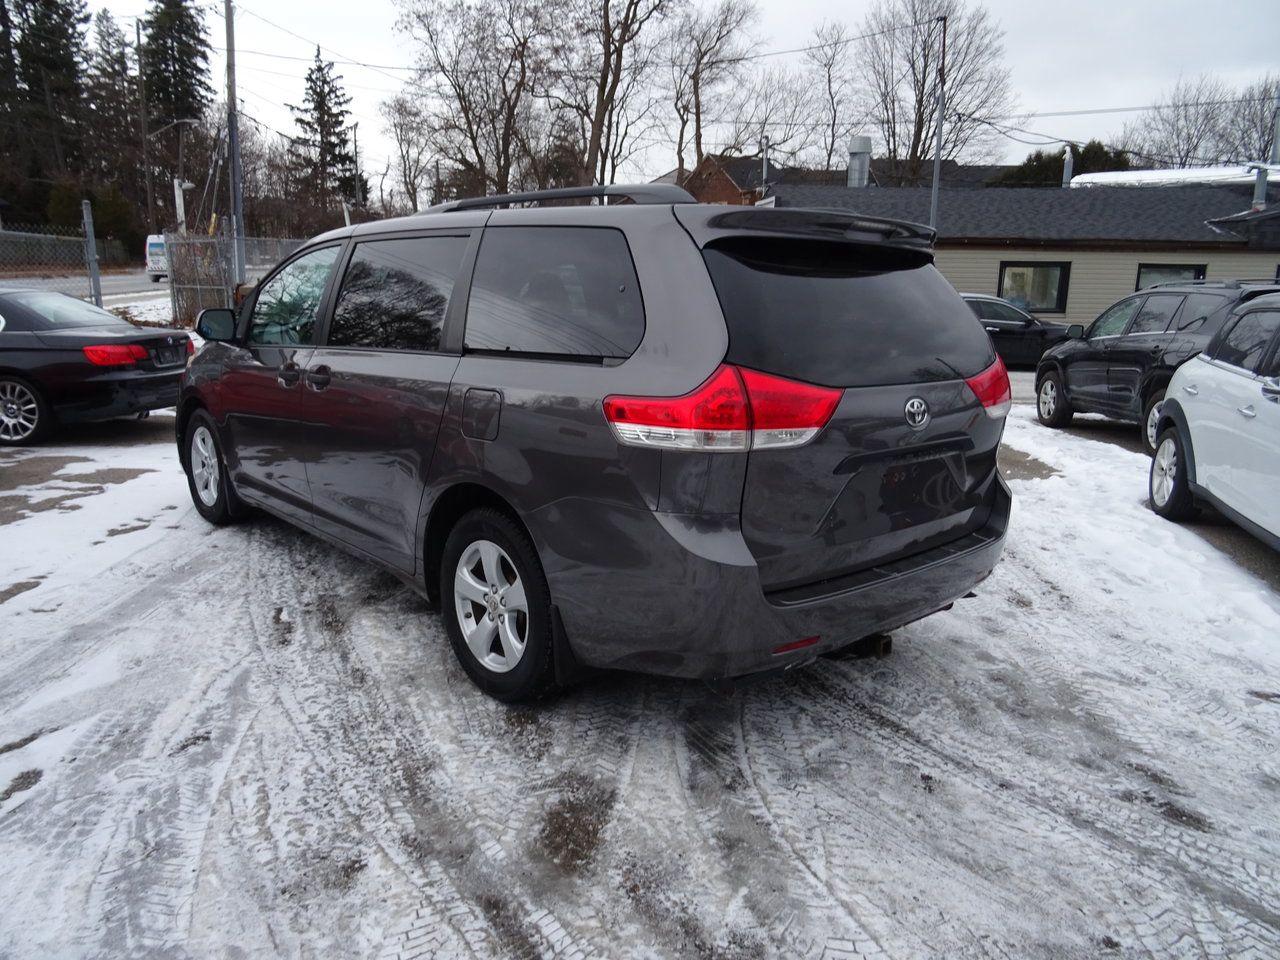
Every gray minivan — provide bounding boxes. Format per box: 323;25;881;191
180;185;1011;701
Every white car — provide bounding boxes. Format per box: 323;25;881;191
1149;293;1280;549
145;234;167;282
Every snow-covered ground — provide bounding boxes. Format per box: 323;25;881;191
1;407;1278;959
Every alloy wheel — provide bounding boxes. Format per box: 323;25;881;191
0;380;39;442
190;425;221;507
453;539;528;673
1152;436;1177;507
1038;379;1056;419
1145;401;1164;450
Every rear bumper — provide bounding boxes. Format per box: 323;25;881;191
540;475;1011;680
53;369;182;423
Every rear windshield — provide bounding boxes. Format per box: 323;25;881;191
702;239;994;387
0;292;130;329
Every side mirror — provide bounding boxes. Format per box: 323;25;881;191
196;308;236;342
1066;324;1085;339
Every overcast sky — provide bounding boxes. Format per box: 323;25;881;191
94;0;1278;195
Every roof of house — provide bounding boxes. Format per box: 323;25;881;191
767;184;1279;245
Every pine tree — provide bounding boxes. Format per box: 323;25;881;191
289;48;355;211
83;10;136;184
141;0;212;127
12;0;89;176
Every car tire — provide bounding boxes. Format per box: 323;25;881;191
1141;389;1166;456
1036;371;1073;427
0;375;52;446
440;508;557;703
183;410;240;525
1149;426;1196;521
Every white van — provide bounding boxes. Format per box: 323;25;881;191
145;235;167;282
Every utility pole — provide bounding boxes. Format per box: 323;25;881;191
761;134;770;194
928;15;948;230
1251;85;1280;211
352;121;362;207
136;21;155;234
225;0;246;286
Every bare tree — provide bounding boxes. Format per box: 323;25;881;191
1118;75;1236;167
856;0;1013;184
664;0;756;174
398;0;560;194
1224;74;1279;162
573;0;671;184
381;94;432;210
804;21;861;170
723;65;820;164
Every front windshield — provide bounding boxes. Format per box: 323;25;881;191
5;292;129;328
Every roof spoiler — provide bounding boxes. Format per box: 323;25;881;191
674;206;937;252
427;184;696;212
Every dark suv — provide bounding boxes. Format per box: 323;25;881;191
1034;280;1280;453
179;185;1012;701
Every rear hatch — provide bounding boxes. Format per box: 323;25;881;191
678;208;1007;593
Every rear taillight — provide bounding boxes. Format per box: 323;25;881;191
83;343;149;367
965;355;1011;419
602;364;841;452
185;337;195;356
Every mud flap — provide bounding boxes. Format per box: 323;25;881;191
552;605;588;688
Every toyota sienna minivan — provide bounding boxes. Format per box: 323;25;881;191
179;184;1011;701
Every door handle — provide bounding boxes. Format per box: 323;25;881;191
984;326;999;333
305;365;332;391
1182;384;1198;396
276;362;301;387
1237;405;1256;419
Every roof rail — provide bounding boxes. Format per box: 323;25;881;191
1146;278;1280;290
428;184;695;213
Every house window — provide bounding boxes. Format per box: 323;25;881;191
998;261;1071;314
1135;263;1206;290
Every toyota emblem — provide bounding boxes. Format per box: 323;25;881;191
904;397;930;430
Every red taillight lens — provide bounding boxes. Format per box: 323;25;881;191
738;367;843;449
185;337;195;356
603;364;749;450
602;364;841;451
83;343;149;367
965;355;1011;419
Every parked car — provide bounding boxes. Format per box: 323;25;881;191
1149;293;1280;549
1034;280;1280;454
0;290;192;445
145;234;167;282
179;185;1012;701
962;293;1072;367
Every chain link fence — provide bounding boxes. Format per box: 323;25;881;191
0;218;128;301
166;232;303;327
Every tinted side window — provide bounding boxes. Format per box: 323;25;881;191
1127;294;1184;334
1174;293;1227;332
1090;298;1142;338
986;301;1030;324
249;246;340;346
329;236;467;352
465;227;645;359
1215;310;1280;371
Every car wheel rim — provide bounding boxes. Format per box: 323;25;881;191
0;380;39;441
190;425;220;507
1039;380;1056;418
1145;401;1163;449
1152;437;1177;507
454;539;528;674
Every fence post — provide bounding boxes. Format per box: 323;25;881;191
81;200;103;307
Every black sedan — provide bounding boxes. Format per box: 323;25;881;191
0;290;191;445
962;293;1072;367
